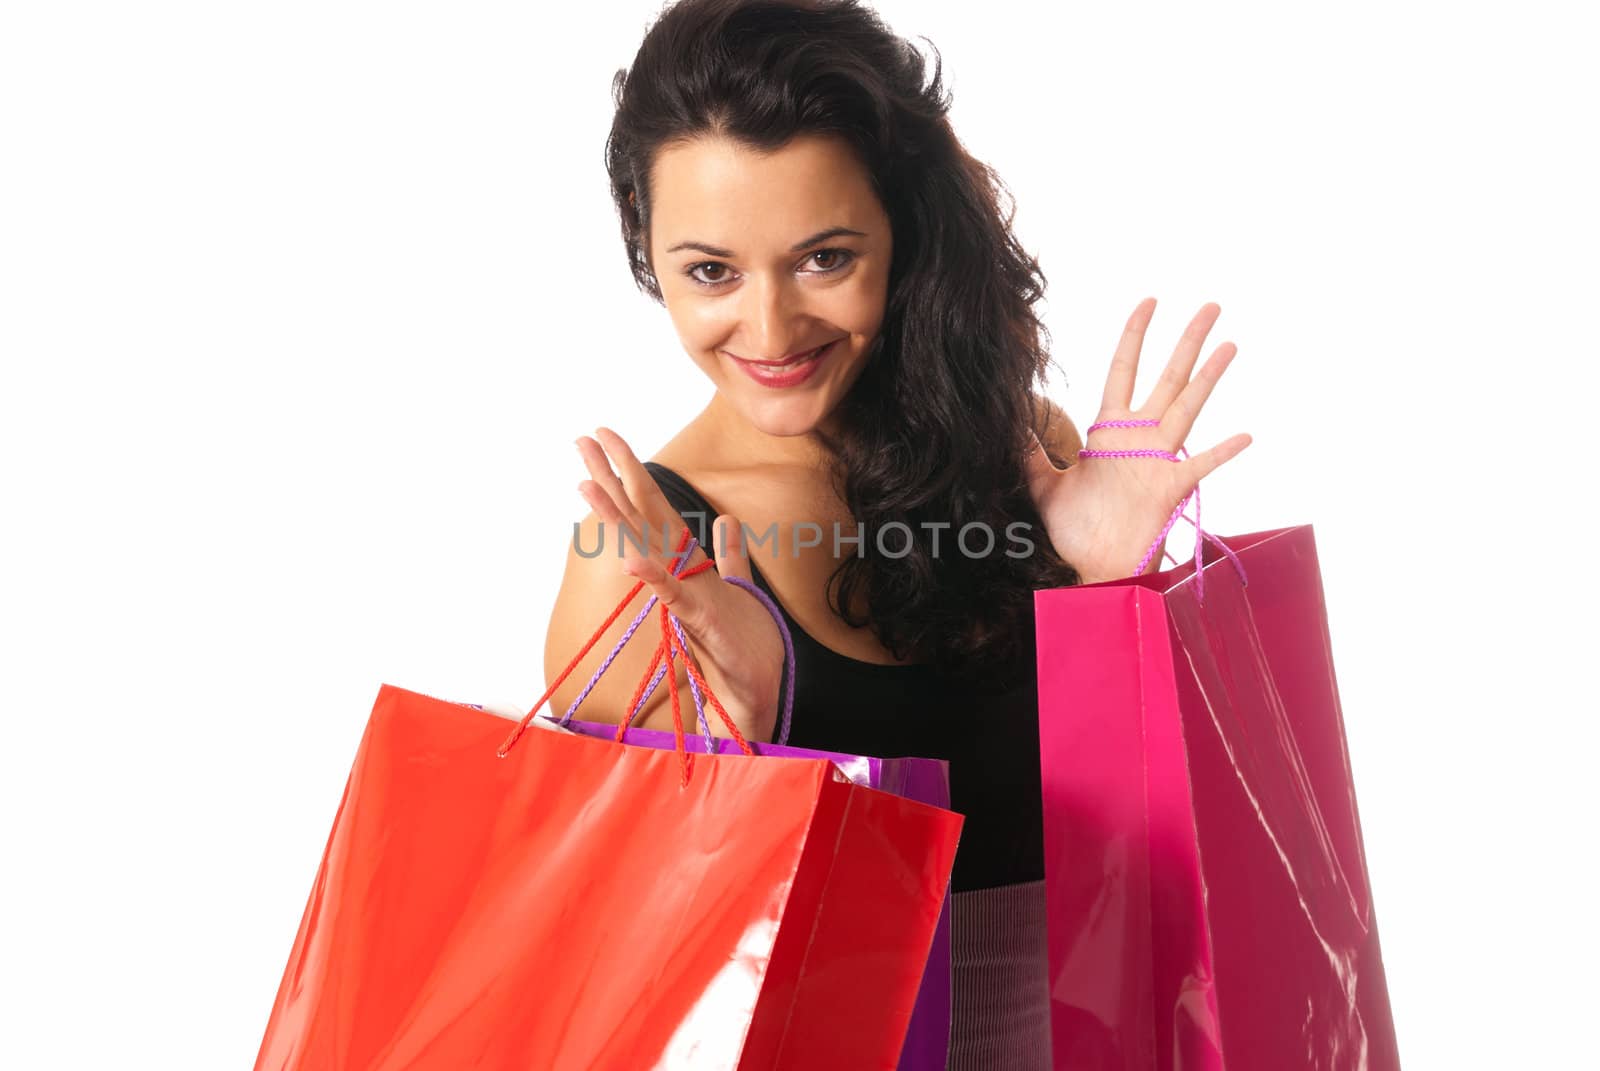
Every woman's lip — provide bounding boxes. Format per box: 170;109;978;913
726;340;839;366
728;340;835;387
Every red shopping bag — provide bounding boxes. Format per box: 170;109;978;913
557;716;958;1071
522;518;956;1070
255;525;963;1070
1034;525;1400;1069
253;684;962;1070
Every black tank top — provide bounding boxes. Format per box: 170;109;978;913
644;461;1045;893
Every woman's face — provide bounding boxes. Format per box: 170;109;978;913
645;133;893;439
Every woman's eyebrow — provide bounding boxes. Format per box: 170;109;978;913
665;226;868;257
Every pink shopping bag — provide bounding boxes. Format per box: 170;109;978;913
1034;525;1400;1069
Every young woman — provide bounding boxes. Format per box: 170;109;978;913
543;0;1248;1064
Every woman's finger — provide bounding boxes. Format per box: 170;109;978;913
1159;341;1238;446
711;515;753;583
1101;297;1156;413
578;477;664;567
593;426;669;526
577;435;643;530
1177;431;1253;485
577;478;620;522
594;426;710;566
1142;302;1220;414
623;554;710;635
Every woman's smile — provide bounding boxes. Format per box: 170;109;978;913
723;338;840;388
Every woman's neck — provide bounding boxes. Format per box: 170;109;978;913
697;391;838;474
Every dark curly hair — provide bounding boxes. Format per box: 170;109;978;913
605;0;1080;680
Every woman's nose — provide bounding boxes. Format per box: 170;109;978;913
736;273;805;361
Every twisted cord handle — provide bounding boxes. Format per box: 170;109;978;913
497;524;798;780
497;527;708;760
1079;419;1248;601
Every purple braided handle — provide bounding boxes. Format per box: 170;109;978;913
556;536;699;728
556;532;798;747
622;576;795;749
722;575;796;748
623;615;715;750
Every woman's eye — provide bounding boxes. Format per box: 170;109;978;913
684;249;855;289
806;248;854;273
687;262;732;286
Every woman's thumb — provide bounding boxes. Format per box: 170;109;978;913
711;515;753;584
1023;428;1061;494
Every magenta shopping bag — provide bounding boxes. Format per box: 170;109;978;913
1034;525;1400;1069
559;717;955;1071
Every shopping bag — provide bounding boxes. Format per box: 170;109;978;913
1034;525;1400;1070
532;519;954;1071
252;685;963;1070
560;715;956;1071
255;523;963;1070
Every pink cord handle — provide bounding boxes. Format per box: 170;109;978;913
1078;419;1247;601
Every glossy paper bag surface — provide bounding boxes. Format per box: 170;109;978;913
560;717;955;1071
1034;526;1400;1070
254;685;963;1070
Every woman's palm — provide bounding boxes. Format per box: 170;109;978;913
1026;299;1251;584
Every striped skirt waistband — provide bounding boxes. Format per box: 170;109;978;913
947;877;1052;1069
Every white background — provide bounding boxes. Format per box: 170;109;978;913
3;1;1594;1066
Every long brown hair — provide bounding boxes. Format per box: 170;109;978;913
605;0;1078;679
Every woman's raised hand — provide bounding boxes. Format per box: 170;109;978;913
1024;299;1252;584
573;427;785;743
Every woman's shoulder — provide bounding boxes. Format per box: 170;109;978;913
646;417;748;493
643;429;731;521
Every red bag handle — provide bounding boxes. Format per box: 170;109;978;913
497;526;760;786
